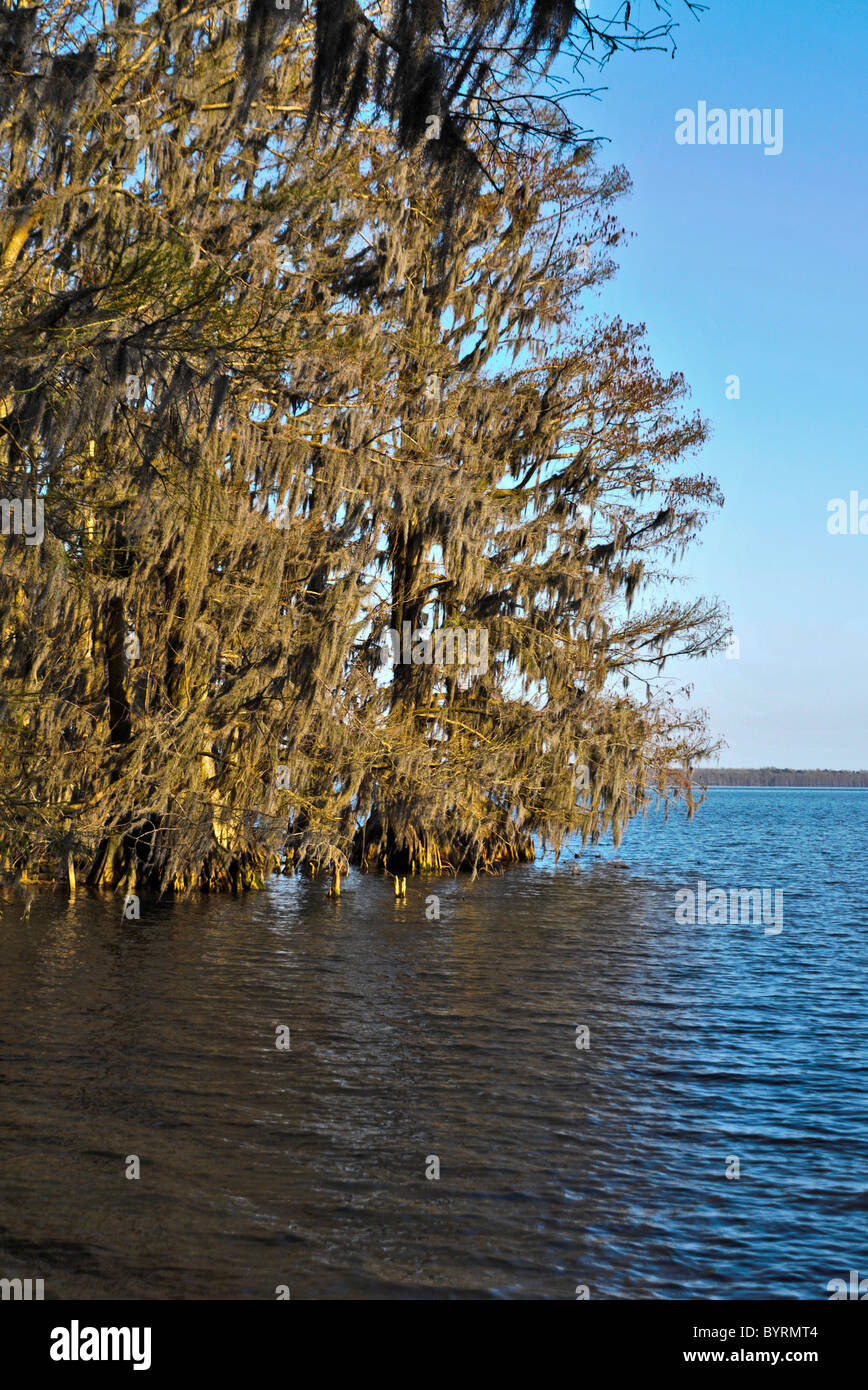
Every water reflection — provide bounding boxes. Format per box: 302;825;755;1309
1;791;866;1298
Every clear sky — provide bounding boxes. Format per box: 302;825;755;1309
557;0;868;768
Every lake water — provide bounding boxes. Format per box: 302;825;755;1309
1;789;866;1299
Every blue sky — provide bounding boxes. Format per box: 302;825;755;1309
557;0;868;767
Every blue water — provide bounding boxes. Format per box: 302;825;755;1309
0;788;865;1298
555;787;868;1298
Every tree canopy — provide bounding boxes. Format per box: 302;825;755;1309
0;1;724;895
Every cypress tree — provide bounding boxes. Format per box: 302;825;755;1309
0;2;724;893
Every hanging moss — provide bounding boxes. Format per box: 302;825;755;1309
0;4;725;898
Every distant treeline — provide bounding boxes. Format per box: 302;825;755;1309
693;768;868;787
